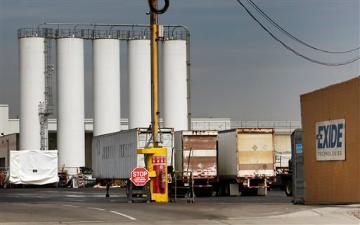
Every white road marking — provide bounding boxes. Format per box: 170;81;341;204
66;221;104;224
87;207;106;211
65;195;85;198
110;210;136;221
62;204;80;208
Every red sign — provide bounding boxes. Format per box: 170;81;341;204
152;156;166;165
130;167;149;186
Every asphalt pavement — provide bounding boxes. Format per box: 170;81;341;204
0;188;358;225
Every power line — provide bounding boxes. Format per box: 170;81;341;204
246;0;360;54
236;0;360;66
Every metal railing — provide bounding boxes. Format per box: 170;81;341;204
191;121;232;131
17;24;189;41
190;120;300;131
231;120;301;131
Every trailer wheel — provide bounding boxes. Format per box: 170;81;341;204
285;180;292;196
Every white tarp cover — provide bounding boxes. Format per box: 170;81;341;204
10;150;59;185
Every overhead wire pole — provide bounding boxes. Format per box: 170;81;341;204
150;0;160;147
148;0;169;147
138;0;170;203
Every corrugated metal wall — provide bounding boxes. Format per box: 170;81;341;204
92;128;174;179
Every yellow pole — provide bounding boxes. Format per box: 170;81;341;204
144;0;169;203
150;0;159;148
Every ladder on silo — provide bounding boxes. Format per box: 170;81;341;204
39;101;49;150
39;36;54;151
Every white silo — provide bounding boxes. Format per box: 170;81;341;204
56;38;85;174
19;37;45;150
162;40;188;131
93;39;121;136
128;39;151;129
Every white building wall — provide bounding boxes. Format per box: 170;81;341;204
7;120;19;134
0;105;9;135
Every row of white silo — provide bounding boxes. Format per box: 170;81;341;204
19;35;188;174
128;39;189;131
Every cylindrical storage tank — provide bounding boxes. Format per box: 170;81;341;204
57;38;85;174
162;40;188;131
93;39;121;136
19;37;45;150
128;39;151;129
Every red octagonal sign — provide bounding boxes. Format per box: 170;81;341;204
130;167;150;186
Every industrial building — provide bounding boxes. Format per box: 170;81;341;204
0;103;231;169
301;76;360;204
0;104;299;170
3;24;300;188
10;26;299;175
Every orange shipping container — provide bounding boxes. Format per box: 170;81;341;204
300;76;360;204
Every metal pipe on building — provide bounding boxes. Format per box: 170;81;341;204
128;39;151;129
56;38;85;174
93;38;121;136
19;37;45;150
162;40;188;131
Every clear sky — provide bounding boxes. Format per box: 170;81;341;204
0;0;359;121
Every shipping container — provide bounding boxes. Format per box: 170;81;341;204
174;130;218;195
92;128;174;179
291;129;304;204
271;133;292;191
217;128;275;196
274;134;291;169
301;76;360;204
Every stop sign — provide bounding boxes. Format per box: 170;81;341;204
130;167;150;186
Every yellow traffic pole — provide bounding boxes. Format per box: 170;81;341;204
150;0;160;148
138;0;169;203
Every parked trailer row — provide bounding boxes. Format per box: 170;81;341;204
92;128;278;196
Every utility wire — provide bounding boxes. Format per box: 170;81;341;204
246;0;360;54
236;0;360;66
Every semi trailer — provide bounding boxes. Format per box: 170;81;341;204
217;128;275;196
174;130;218;196
92;128;174;180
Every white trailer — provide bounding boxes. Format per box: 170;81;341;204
217;128;275;196
92;128;174;179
